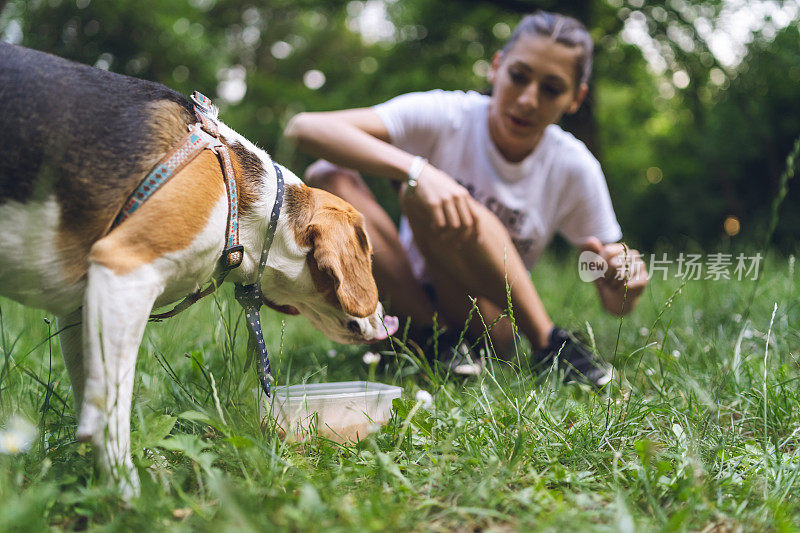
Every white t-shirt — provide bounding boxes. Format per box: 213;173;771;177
374;89;622;281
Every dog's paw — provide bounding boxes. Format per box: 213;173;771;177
116;469;141;502
95;440;141;501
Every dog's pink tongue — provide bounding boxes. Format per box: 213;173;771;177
371;315;399;342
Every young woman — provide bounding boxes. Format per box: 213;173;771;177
285;11;649;386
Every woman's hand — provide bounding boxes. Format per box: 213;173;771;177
580;237;649;316
401;164;476;241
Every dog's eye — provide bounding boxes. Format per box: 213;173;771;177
347;320;361;334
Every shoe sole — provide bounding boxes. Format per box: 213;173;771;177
451;361;484;376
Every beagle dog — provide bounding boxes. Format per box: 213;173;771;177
0;43;398;496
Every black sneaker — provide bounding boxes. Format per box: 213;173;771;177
534;327;614;388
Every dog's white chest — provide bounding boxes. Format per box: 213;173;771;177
150;196;231;307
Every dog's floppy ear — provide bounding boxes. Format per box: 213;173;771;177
304;189;378;318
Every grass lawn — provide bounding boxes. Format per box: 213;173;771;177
0;250;798;532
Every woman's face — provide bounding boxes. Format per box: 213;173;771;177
488;34;588;162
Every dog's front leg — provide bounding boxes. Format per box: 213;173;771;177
57;308;84;419
79;259;161;499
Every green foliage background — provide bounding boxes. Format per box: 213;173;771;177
1;3;800;528
1;0;798;252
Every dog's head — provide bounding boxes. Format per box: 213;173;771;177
216;121;397;344
258;184;399;344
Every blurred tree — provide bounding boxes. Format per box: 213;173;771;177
1;0;797;251
682;23;800;250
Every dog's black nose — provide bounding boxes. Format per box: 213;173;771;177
347;320;361;335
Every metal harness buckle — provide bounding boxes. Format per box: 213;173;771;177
222;244;244;270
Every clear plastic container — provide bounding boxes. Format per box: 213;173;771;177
260;381;403;442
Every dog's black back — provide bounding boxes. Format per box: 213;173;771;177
0;43;194;221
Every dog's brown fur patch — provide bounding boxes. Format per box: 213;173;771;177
143;100;196;171
285;183;314;232
57;100;194;283
59;100;268;282
89;149;225;274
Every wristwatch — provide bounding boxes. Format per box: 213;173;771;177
406;156;427;194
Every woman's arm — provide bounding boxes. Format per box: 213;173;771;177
286;109;475;234
286;109;413;181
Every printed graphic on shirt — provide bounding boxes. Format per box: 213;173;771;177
459;180;537;257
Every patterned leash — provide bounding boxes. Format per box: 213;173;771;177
234;163;284;396
112;91;284;396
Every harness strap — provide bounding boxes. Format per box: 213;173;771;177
149;274;222;321
114;94;242;271
192;92;242;269
113;123;215;227
214;140;243;269
112;91;284;397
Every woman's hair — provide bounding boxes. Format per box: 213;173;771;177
502;11;594;87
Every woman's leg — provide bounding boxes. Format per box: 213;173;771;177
429;270;516;353
411;201;614;385
403;195;554;350
305;161;551;351
304;161;435;330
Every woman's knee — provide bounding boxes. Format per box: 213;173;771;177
304;159;366;197
407;199;508;256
